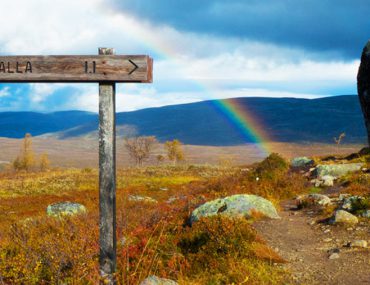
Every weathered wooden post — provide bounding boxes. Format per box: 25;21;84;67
0;50;153;284
98;47;117;284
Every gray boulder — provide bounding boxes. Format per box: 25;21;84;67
291;157;314;168
190;194;280;224
315;163;363;177
47;202;86;217
140;276;178;285
330;210;358;225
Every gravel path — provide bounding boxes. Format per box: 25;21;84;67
254;200;370;284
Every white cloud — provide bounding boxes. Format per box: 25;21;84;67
28;83;66;103
191;57;358;82
0;0;359;112
0;87;10;98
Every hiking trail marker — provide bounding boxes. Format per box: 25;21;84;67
0;48;153;284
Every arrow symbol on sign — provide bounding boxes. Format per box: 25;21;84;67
128;59;139;75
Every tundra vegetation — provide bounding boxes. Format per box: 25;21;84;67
0;147;369;284
13;133;51;172
124;136;158;166
165;139;184;166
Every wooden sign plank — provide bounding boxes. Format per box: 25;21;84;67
0;55;153;83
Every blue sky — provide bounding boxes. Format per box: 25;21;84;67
0;0;366;112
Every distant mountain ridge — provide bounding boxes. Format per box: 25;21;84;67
0;95;367;145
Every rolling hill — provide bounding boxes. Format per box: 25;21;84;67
0;95;367;145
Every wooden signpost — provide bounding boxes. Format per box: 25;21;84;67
0;54;152;82
0;48;153;284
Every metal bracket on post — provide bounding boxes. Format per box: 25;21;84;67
98;47;117;285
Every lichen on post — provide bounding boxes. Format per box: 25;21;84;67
98;47;117;285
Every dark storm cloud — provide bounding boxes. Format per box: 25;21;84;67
112;0;370;59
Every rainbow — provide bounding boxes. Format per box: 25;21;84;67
120;14;273;156
211;99;272;155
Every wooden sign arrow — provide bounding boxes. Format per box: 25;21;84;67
0;55;153;83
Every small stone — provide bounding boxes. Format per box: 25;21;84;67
350;240;368;248
119;237;127;246
321;175;336;187
128;195;158;203
342;196;364;211
331;210;358;225
46;202;86;217
296;194;331;208
324;229;331;233
324;238;333;243
140;276;178;285
339;194;351;200
329;253;340;260
310;179;323;187
291;157;314;168
346;227;354;231
166;197;177;204
362;210;370;218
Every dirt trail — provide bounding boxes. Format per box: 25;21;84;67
254;200;370;285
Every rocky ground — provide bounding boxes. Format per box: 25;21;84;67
255;170;370;285
255;201;370;284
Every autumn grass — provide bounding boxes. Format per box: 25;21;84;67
0;167;204;198
0;155;307;284
339;171;370;196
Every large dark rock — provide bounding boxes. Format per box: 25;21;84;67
357;40;370;146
